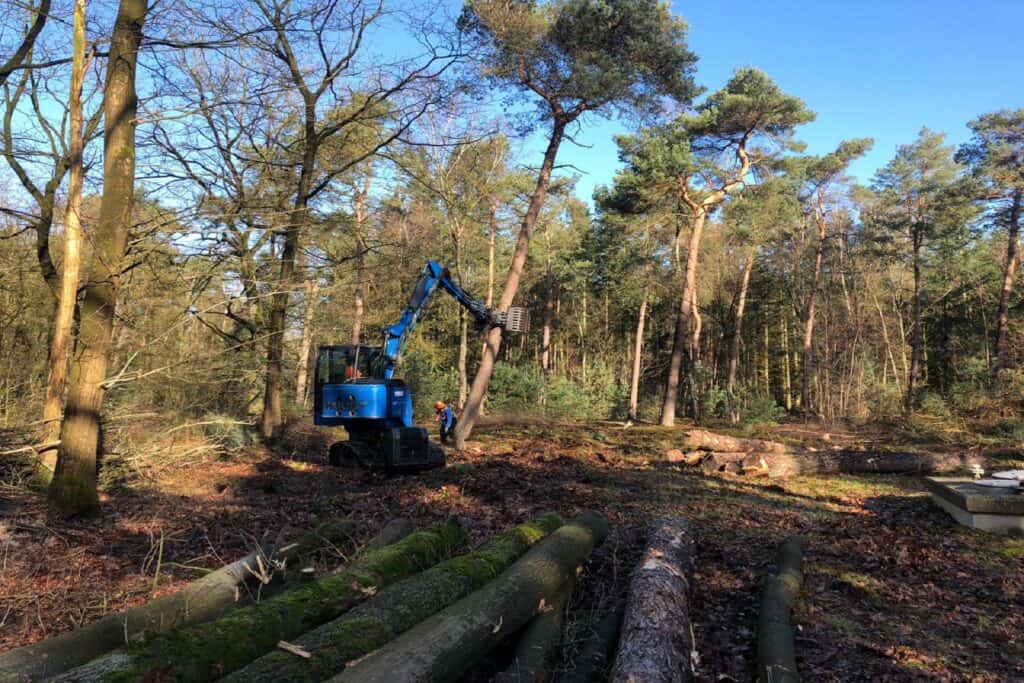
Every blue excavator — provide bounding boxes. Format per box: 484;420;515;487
313;260;528;471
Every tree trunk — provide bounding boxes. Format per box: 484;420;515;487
676;429;789;454
628;276;650;422
38;0;87;483
454;118;566;448
541;224;554;374
727;246;756;421
756;537;803;683
458;311;469;410
906;231;923;413
351;170;371;346
801;217;826;413
741;449;980;479
610;516;696;683
334;511;610;683
661;209;707;426
562;603;625;683
48;0;146;516
52;521;466;683
0;521;357;681
225;514;563;683
994;188;1021;378
294;276;318;407
493;576;574;683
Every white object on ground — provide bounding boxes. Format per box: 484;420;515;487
991;470;1024;480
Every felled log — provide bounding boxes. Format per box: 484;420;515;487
0;520;355;682
50;519;466;683
609;516;696;683
697;452;749;473
221;513;564;683
561;603;625;683
741;449;979;478
493;575;575;683
678;430;789;454
665;449;703;465
334;510;611;683
756;537;803;683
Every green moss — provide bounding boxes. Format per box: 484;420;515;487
101;519;464;683
47;474;99;516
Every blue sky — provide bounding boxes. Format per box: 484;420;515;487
538;0;1024;203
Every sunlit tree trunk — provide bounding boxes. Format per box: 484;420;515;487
50;0;146;515
38;0;87;483
294;276;318;407
801;213;827;413
661;208;706;426
906;228;923;413
454;119;566;448
628;273;650;422
994;188;1021;378
727;246;755;422
541;222;554;373
351;169;371;345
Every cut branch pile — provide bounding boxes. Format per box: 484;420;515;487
0;519;357;681
667;429;980;478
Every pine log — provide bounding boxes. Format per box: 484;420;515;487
221;513;564;683
333;510;611;683
756;537;803;683
493;575;575;683
50;519;466;683
0;520;354;682
561;603;625;683
741;449;979;478
697;452;749;472
609;516;696;683
679;430;789;454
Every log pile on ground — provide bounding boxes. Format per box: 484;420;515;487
48;519;466;682
609;516;696;683
756;537;804;683
667;429;980;478
334;510;611;683
0;519;358;681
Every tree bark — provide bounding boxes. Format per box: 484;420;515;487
994;188;1021;377
493;576;574;683
454;118;566;448
333;511;609;683
51;520;466;683
741;449;980;479
48;0;146;516
676;429;789;454
561;603;625;683
0;520;356;681
756;537;803;683
906;229;923;413
662;209;707;426
727;246;756;421
541;222;554;374
38;0;88;483
801;215;827;413
294;272;318;408
225;514;563;683
351;169;372;346
610;516;696;683
629;273;651;422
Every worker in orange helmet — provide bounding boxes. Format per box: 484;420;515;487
435;401;455;445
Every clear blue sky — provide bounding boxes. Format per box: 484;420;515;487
543;0;1024;203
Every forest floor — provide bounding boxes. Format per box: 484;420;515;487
2;416;1023;682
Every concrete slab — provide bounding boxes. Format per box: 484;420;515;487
926;477;1024;534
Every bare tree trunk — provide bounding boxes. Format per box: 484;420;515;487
294;277;318;407
454;119;566;448
727;246;755;421
49;0;146;515
872;288;901;393
994;188;1021;378
906;231;923;413
661;209;706;426
629;274;650;422
351;170;371;346
458;311;468;410
541;223;554;374
781;306;792;411
38;0;87;483
801;217;826;413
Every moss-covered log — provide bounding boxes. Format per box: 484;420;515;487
223;513;564;683
0;520;354;681
756;537;803;683
493;575;574;683
334;510;610;683
610;516;696;683
741;450;980;478
50;519;466;683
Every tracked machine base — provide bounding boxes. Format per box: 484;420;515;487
328;427;446;472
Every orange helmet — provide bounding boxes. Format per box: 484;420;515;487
435;401;446;410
